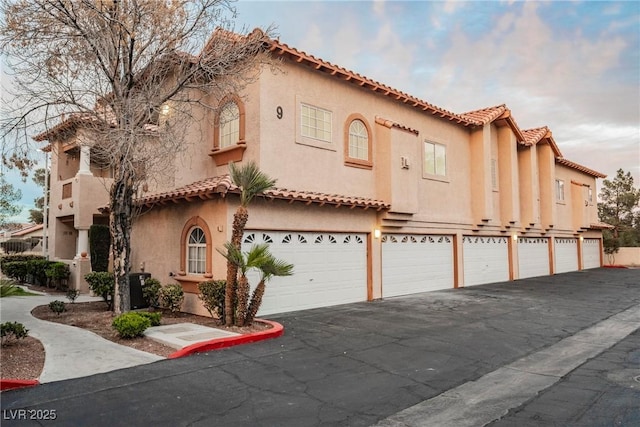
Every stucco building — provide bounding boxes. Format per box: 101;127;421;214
36;34;608;316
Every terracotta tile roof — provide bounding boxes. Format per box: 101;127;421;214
522;127;549;145
589;222;614;230
267;39;479;128
137;175;390;211
33;114;94;142
460;105;507;124
11;223;44;237
375;117;420;135
556;158;607;178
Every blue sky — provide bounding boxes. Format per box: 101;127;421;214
3;0;639;223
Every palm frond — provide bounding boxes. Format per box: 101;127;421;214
229;161;277;206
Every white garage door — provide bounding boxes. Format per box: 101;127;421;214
381;234;454;298
463;236;509;286
583;238;601;269
242;231;367;315
555;238;578;273
517;237;550;279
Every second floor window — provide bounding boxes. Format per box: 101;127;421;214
424;141;447;177
187;227;206;275
348;119;369;160
301;103;332;142
219;102;240;149
556;179;565;202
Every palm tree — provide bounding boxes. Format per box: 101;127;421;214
219;242;271;326
245;252;293;325
225;162;276;325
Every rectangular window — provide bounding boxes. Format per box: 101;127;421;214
588;186;593;203
301;103;332;142
424;141;446;177
556;179;565;202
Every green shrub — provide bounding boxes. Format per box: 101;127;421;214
48;300;66;315
112;312;151;338
85;272;115;310
46;262;70;290
2;261;28;283
0;254;44;270
136;311;162;327
26;259;51;286
141;278;162;307
1;321;29;345
66;289;80;303
89;224;111;272
198;280;226;319
159;284;184;313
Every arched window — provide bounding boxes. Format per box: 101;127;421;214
348;119;369;160
343;114;373;169
179;217;212;277
219;102;240;149
187;227;207;274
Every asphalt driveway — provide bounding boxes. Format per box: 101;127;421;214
2;268;639;426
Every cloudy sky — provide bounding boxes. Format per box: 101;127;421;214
4;0;639;223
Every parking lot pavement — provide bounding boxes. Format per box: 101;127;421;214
1;268;639;427
488;328;640;427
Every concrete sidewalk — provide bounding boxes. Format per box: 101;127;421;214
0;292;163;383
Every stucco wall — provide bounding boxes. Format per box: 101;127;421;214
605;247;640;266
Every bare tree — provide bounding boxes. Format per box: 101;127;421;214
1;0;274;313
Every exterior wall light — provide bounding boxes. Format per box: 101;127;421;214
374;229;381;239
161;104;170;115
512;233;518;241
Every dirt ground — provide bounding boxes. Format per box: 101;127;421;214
1;295;270;380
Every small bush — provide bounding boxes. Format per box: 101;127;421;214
198;280;226;319
1;321;29;346
159;284;184;313
0;254;44;270
66;289;80;303
48;300;66;315
26;259;51;286
0;238;32;254
46;262;70;290
112;312;151;338
141;278;162;307
2;261;28;283
85;272;115;310
136;311;162;327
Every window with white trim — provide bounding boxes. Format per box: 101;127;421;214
348;119;368;160
219;102;240;148
556;179;565;202
187;227;207;274
301;103;332;142
424;141;446;177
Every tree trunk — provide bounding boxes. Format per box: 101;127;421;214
225;205;248;325
235;274;250;327
110;171;135;314
245;279;265;326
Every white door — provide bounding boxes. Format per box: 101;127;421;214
583;238;601;269
555;238;578;273
463;236;509;286
517;237;550;279
242;231;367;315
382;234;454;298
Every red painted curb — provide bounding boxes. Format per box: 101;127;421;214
603;265;629;269
168;319;283;359
1;379;40;391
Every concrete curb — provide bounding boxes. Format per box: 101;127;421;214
168;319;283;359
0;379;40;391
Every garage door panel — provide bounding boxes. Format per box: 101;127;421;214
583;239;601;269
242;231;367;316
382;234;454;298
518;238;550;279
463;236;509;286
555;238;578;273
